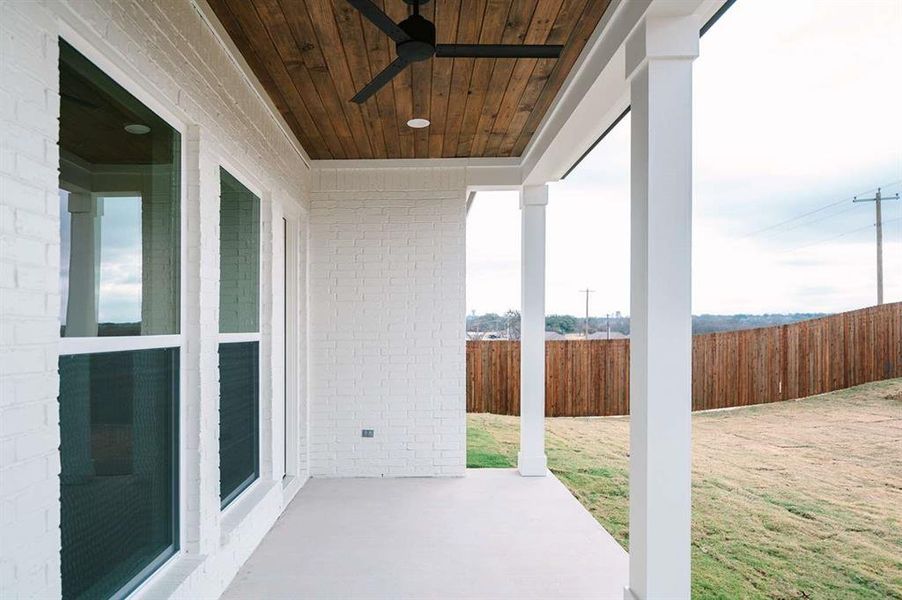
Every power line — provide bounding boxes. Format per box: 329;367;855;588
739;179;902;239
756;202;860;241
784;216;901;254
741;198;848;238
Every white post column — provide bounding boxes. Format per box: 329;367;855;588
518;184;548;477
65;193;102;337
625;16;698;600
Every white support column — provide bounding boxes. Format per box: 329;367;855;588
65;193;102;337
518;184;548;477
624;16;698;600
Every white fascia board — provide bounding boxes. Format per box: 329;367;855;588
311;157;523;190
520;0;725;186
520;0;643;185
465;159;523;190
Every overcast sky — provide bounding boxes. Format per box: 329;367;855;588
60;192;143;325
467;0;902;317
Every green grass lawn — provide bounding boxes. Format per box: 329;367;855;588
467;379;902;599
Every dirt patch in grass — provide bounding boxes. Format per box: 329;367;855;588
468;378;902;599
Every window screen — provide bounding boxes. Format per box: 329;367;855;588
59;349;178;599
218;169;261;507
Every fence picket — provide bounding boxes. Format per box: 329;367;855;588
467;303;902;416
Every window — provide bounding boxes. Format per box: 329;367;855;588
59;350;178;598
58;50;179;337
218;169;261;507
219;342;259;501
57;40;181;599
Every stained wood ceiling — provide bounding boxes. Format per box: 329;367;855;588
208;0;611;160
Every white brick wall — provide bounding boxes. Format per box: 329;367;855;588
309;168;467;478
1;4;64;597
2;0;472;597
1;1;310;598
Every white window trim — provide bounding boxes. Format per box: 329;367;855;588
282;214;300;484
217;332;261;344
60;334;184;356
217;166;264;513
57;24;190;600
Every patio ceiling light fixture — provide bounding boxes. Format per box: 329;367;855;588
124;123;151;135
406;118;430;129
346;0;563;103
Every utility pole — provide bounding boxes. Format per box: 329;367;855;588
579;289;594;339
854;187;900;305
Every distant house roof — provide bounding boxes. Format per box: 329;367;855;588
545;331;566;340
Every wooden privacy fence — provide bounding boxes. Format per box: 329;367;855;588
466;302;902;416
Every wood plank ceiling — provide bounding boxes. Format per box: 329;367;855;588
207;0;611;159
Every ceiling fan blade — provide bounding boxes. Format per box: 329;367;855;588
346;0;410;44
351;57;411;103
435;44;564;59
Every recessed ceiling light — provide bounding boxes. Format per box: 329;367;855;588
124;123;151;135
406;118;430;129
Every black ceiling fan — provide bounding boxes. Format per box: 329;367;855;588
347;0;564;103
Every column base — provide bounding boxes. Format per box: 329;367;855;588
517;452;547;477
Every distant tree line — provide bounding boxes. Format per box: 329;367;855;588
467;310;521;339
689;313;827;334
467;311;828;336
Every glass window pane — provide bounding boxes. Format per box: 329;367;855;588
219;342;259;506
219;169;260;334
59;348;179;599
58;40;180;337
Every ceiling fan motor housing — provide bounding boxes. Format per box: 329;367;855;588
346;0;563;103
397;14;436;62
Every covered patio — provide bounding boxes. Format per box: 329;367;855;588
223;469;628;599
0;0;727;598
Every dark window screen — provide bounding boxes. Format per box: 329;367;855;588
219;342;259;506
59;348;178;599
219;170;260;334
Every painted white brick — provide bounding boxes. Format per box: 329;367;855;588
309;167;467;478
3;1;477;598
2;0;311;598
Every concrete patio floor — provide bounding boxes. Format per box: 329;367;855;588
222;469;628;599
